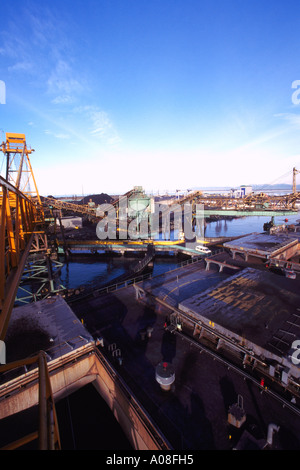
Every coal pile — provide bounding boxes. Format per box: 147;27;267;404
80;193;113;205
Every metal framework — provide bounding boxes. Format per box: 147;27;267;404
174;190;300;212
171;168;300;212
0;351;61;450
0;133;44;341
16;253;65;305
1;133;42;204
43;196;94;216
42;188;135;219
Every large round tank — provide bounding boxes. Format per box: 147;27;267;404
128;196;150;212
128;187;150;213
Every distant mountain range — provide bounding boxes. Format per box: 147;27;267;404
252;184;300;190
190;184;300;191
51;184;300;200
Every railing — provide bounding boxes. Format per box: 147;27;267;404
0;338;171;450
93;348;172;450
0;351;61;450
68;248;224;302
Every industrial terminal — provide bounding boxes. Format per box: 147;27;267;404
1;133;300;451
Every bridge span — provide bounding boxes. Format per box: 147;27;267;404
56;236;243;256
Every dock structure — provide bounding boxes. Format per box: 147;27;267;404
224;232;300;262
68;258;300;449
1;223;300;450
178;267;300;379
205;257;240;272
57;239;202;256
2;133;300;450
1;242;300;449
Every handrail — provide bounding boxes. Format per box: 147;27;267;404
0;341;171;450
93;347;172;450
68;248;223;302
0;351;61;450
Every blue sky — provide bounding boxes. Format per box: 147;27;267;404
1;0;300;196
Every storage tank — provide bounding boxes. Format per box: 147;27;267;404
155;362;175;391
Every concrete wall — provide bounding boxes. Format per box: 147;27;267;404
0;346;168;450
92;354;168;450
272;242;299;261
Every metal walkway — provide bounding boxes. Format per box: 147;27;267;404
0;335;171;450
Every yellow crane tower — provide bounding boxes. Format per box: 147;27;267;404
1;133;42;207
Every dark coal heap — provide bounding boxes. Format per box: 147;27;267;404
80;193;113;205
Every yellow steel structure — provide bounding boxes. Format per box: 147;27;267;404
0;133;44;341
0;133;60;450
1;133;41;203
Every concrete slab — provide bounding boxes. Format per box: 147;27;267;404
179;267;300;366
224;233;299;259
140;259;228;308
4;295;93;363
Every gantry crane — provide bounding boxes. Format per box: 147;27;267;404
1;133;42;203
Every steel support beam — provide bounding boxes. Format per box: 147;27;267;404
0;232;34;341
0;351;61;450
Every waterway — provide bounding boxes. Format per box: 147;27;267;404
59;211;300;292
204;212;300;238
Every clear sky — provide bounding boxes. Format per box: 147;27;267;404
1;0;300;196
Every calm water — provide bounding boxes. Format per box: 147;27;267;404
59;255;180;290
60;211;300;290
204;212;300;237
